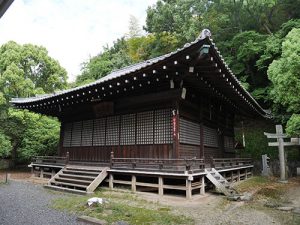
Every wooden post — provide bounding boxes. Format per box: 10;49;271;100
237;170;240;181
110;151;114;168
230;171;234;182
131;175;136;192
245;168;248;179
109;174;114;189
51;169;56;178
40;168;44;178
210;156;215;168
186;179;192;199
66;151;69;165
158;176;164;196
200;176;205;195
172;102;180;159
276;125;286;182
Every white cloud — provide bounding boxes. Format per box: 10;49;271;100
0;0;157;81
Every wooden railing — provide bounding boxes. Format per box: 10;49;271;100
110;153;205;173
31;152;69;166
210;157;252;169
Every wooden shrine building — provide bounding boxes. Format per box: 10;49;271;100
11;30;269;197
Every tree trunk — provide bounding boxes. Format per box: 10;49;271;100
10;143;18;168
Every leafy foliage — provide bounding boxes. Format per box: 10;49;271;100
0;42;66;165
0;132;12;158
268;28;300;115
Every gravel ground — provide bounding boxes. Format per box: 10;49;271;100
0;181;84;225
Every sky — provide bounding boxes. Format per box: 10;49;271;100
0;0;157;81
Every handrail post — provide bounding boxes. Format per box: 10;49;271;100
110;151;114;168
210;156;214;168
66;152;69;165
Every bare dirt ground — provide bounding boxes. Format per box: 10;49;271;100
136;177;300;225
0;168;48;184
1;169;300;225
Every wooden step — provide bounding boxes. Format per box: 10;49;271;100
55;177;91;184
50;181;88;189
62;170;99;176
66;166;103;172
44;185;92;195
59;173;96;181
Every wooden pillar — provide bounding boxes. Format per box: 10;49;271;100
131;175;136;192
40;168;44;178
186;179;192;199
109;174;114;189
58;122;64;156
51;169;56;178
172;101;180;159
200;176;205;195
200;123;204;159
237;170;240;181
231;171;234;182
158;176;164;196
245;168;248;179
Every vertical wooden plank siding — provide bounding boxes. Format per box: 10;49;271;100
60;144;172;162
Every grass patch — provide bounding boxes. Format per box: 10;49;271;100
256;187;283;200
52;189;192;225
235;176;288;202
235;176;270;192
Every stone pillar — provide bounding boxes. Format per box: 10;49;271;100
276;125;287;182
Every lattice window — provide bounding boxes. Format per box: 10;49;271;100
179;118;200;145
106;116;120;146
154;109;172;144
93;118;106;146
224;136;234;150
62;123;72;147
136;111;154;144
71;121;82;147
120;114;136;145
81;120;93;146
203;126;218;147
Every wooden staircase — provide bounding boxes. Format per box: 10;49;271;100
205;168;237;196
45;165;109;194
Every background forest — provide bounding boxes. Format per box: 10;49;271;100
1;0;300;166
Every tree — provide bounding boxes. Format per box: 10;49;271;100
268;28;300;135
0;41;67;96
76;37;133;85
128;15;142;38
0;41;67;166
145;0;210;44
